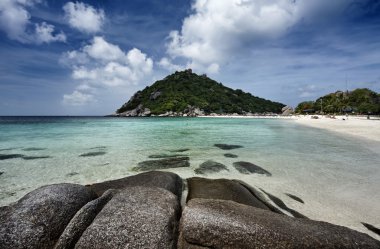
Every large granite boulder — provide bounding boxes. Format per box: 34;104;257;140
0;183;96;249
54;190;115;249
179;199;380;249
75;186;180;249
86;171;183;199
186;177;270;210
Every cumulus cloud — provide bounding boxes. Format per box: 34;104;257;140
63;2;105;33
62;36;153;105
63;90;95;106
0;0;66;44
166;0;355;73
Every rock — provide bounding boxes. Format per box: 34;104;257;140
223;153;238;158
169;148;190;152
150;90;161;100
66;172;79;177
141;108;151;116
286;193;304;204
186;177;270;210
134;157;190;171
22;156;51;160
0;183;96;249
54;190;115;249
86;171;183;199
22;147;46;151
362;223;380;236
179;199;380;249
233;161;272;176
282;105;294;115
0;171;4;176
148;154;188;159
214;144;243;150
194;160;229;174
79;151;106;157
0;154;24;160
75;186;180;249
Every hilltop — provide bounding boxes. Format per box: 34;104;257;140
295;88;380;114
116;69;285;116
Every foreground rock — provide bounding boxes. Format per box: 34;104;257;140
86;171;183;198
75;186;180;249
0;184;96;249
179;199;380;249
186;177;270;210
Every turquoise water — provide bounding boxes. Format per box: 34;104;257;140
0;116;379;237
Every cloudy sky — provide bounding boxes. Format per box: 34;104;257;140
0;0;379;115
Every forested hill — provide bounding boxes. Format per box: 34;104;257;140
295;88;380;114
116;69;285;116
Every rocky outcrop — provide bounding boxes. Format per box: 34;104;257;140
0;184;96;249
86;171;183;199
179;199;380;249
75;186;180;249
282;105;294;115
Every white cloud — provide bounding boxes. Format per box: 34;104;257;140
157;57;184;72
62;36;153;105
63;90;95;106
63;2;105;33
166;0;354;73
0;0;66;44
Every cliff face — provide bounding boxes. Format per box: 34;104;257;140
116;69;285;116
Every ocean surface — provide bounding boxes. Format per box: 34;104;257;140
0;116;379;238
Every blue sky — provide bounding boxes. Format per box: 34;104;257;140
0;0;379;115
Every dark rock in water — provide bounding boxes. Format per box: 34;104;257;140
0;171;4;176
134;157;190;171
55;190;115;249
22;147;46;151
186;177;270;210
66;172;79;177
362;222;380;236
0;183;96;249
286;193;304;204
233;161;272;176
89;146;107;150
194;160;229;174
0;154;24;160
79;151;106;157
224;153;238;158
214;143;243;150
148;154;187;159
0;148;18;151
22;156;51;160
179;199;380;249
260;189;307;218
75;186;180;249
87;171;183;199
169;148;190;153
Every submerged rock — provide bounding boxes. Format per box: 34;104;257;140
22;148;46;151
66;172;79;177
194;160;229;174
169;148;190;153
286;193;304;204
223;153;238;158
233;161;272;176
79;151;106;157
22;156;51;160
0;171;4;176
134;157;190;171
362;222;380;236
214;144;243;150
0;183;96;249
86;171;183;199
0;154;24;160
186;177;270;210
75;186;180;249
148;154;187;159
179;199;380;249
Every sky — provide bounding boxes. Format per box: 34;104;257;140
0;0;379;115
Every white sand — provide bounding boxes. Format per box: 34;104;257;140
293;115;380;142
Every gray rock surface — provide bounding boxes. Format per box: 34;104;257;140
54;190;115;249
194;160;229;174
86;171;183;199
75;186;180;249
233;161;272;176
214;144;243;150
186;177;270;210
0;183;96;249
179;199;380;249
134;156;190;171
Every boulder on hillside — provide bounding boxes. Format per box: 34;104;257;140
86;171;183;199
282;105;294;115
186;177;270;211
0;184;96;249
179;199;380;249
75;186;180;249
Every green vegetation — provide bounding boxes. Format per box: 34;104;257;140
295;88;380;114
117;70;285;115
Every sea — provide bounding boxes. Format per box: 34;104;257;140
0;116;379;238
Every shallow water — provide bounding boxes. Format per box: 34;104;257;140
0;116;379;238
